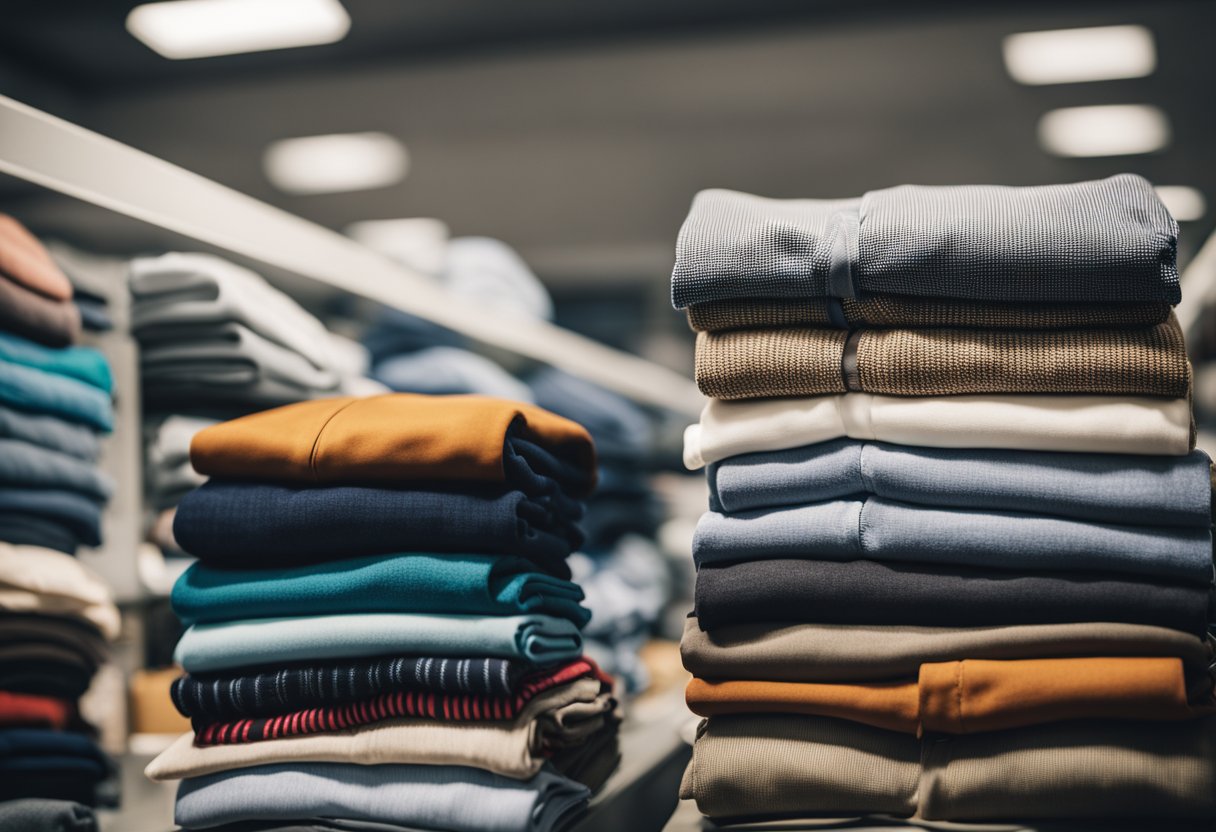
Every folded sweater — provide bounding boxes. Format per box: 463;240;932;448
0;214;74;301
671;174;1179;307
694;316;1189;400
0;332;111;393
0;361;111;432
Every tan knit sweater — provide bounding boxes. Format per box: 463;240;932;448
695;314;1190;400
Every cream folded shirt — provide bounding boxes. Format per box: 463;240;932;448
146;678;614;782
0;542;119;639
685;393;1194;468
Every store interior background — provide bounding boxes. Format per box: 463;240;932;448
2;1;1216;830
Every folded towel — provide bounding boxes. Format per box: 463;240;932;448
681;715;1216;821
0;332;111;393
708;440;1212;526
171;657;597;722
685;393;1194;468
173;763;590;832
173;482;582;576
695;317;1189;399
0;361;111;432
671;174;1178;307
694;558;1211;635
686;657;1214;734
188;394;595;497
686;295;1173;332
680;617;1215;684
172;553;589;627
693;499;1213;584
174;613;584;673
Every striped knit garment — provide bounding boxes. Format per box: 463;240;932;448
192;659;608;746
173;655;554;721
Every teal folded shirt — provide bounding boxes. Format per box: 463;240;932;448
174;612;584;672
172;553;590;628
0;361;112;431
0;331;112;393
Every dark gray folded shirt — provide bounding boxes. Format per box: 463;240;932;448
671;173;1179;307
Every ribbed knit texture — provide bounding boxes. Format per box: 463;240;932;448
694;316;1190;399
686;296;1173;332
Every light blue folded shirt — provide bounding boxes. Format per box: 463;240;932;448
708;439;1212;527
0;405;100;461
175;763;590;832
0;331;112;393
174;612;584;673
0;360;112;432
693;498;1213;585
0;438;113;499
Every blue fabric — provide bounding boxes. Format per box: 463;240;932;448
0;730;108;771
0;438;112;499
0;361;112;432
174;613;584;672
708;439;1213;527
0;405;100;461
174;481;582;577
527;367;652;463
0;332;112;393
175;763;589;832
374;346;535;402
173;553;590;627
0;514;81;554
0;488;103;548
693;498;1213;585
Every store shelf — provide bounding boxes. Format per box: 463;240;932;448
0;94;703;417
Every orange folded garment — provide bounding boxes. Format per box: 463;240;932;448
687;656;1216;734
0;690;72;729
189;394;597;494
0;214;73;301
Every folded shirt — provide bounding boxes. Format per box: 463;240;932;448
0;729;112;807
680;617;1216;684
188;394;596;498
0;488;105;550
177;658;604;730
692;499;1213;584
686;656;1214;734
0;361;112;432
172;553;590;628
0;438;113;500
694;558;1212;636
708;440;1213;526
173;763;590;832
0;273;80;348
174;613;584;673
0;214;74;301
686;295;1174;333
172;481;583;576
527;367;654;465
130;252;338;376
685;393;1194;468
681;715;1216;821
0;798;97;832
0;332;111;393
671;174;1179;308
0;513;88;555
695;317;1190;400
0;544;119;639
172;657;598;722
0;614;108;698
0;405;99;461
0;691;72;730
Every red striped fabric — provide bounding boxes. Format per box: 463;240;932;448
193;657;609;746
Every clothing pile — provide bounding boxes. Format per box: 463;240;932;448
0;217;120;824
672;174;1216;823
147;393;621;832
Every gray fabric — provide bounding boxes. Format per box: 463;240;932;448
174;763;590;832
693;499;1213;584
0;438;112;500
672;174;1179;307
0;405;99;461
707;440;1212;527
373;346;534;402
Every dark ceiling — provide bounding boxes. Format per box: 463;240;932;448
0;0;1213;306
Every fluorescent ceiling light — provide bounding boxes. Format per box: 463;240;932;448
263;132;408;195
1155;186;1206;222
126;0;350;60
1003;25;1155;85
1037;104;1169;157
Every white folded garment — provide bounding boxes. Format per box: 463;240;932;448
0;542;120;639
685;393;1194;468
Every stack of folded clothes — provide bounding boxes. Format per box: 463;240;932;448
670;174;1216;823
146;393;621;832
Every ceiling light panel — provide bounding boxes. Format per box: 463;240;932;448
1037;104;1169;157
263;132;408;195
127;0;350;60
1003;25;1155;85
